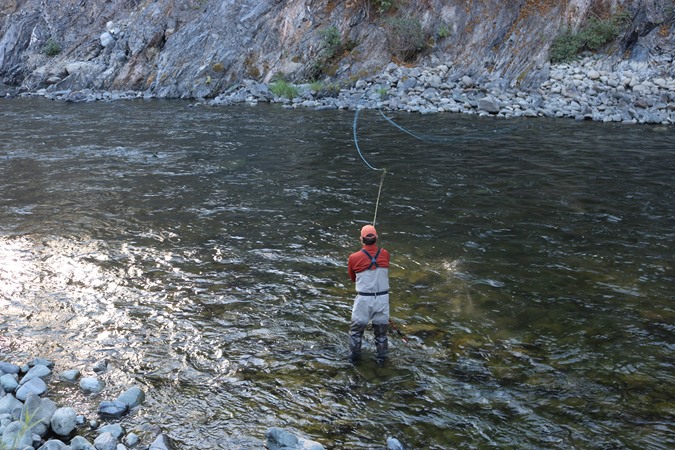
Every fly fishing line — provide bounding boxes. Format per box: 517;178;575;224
353;108;387;227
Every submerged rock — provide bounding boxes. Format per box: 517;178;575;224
387;436;406;450
266;427;326;450
117;386;145;408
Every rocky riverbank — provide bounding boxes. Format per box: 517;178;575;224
0;358;164;450
208;54;675;125
9;54;674;125
1;358;406;450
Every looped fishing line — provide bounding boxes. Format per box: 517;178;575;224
353;108;386;171
353;108;387;226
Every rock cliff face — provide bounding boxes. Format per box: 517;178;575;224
0;0;673;98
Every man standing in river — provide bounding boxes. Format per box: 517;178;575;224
347;224;390;365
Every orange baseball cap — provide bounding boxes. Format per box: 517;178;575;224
361;225;377;238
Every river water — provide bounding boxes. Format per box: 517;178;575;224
0;98;673;449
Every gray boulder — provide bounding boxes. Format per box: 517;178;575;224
70;435;97;450
20;364;52;385
1;420;33;449
387;437;406;449
266;427;325;450
0;373;19;393
0;362;21;374
0;394;23;416
116;386;145;408
478;96;500;114
148;433;173;450
50;407;77;436
37;439;70;449
94;431;118;450
124;432;140;447
98;400;128;419
22;393;57;436
80;377;106;393
16;377;48;401
31;358;55;369
97;423;125;439
59;369;81;382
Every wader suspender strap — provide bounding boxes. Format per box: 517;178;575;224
362;248;382;270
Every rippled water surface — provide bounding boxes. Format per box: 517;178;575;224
1;98;673;449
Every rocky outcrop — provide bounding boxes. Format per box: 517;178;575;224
0;1;673;99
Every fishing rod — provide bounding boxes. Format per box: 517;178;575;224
388;319;409;344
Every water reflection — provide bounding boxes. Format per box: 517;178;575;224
0;99;673;449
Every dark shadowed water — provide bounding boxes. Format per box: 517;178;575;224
0;98;673;449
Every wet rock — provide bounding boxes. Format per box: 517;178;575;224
1;420;33;448
0;362;21;374
20;364;52;385
0;373;18;393
80;376;106;393
387;436;406;450
98;423;125;439
117;386;145;408
98;400;129;419
266;427;326;450
38;439;70;449
22;393;57;436
51;406;78;436
59;369;81;382
70;435;97;450
16;376;48;401
148;433;173;450
94;431;118;450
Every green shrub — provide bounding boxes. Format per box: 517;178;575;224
371;0;396;13
385;17;426;61
437;23;451;39
43;38;62;57
311;25;358;80
580;15;625;50
309;80;323;92
550;12;630;63
550;30;583;63
269;79;299;99
318;26;342;60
